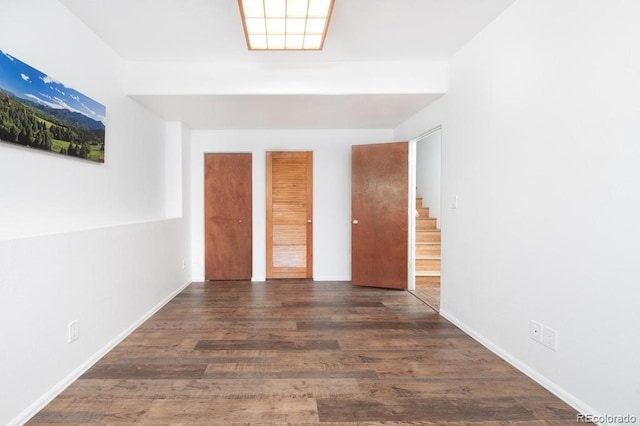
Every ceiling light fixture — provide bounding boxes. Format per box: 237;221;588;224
239;0;335;50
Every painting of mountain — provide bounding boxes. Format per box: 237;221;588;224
0;49;106;162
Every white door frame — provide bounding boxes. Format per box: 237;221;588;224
408;125;442;291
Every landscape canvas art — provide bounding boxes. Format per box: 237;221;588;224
0;50;106;162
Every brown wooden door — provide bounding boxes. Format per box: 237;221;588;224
266;151;313;279
352;142;408;289
204;153;252;280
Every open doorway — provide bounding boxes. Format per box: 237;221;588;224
409;127;441;311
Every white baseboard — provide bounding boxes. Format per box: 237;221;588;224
10;279;192;426
439;308;605;424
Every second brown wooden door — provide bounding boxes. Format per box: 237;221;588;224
266;151;313;279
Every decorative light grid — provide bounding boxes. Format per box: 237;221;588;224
239;0;335;50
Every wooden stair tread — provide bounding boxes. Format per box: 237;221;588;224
415;198;441;283
416;217;436;225
416;271;441;277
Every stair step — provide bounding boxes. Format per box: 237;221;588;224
416;276;440;287
416;270;441;277
416;217;437;230
416;254;440;260
416;207;430;218
416;230;440;244
416;258;441;271
416;243;441;257
415;198;440;286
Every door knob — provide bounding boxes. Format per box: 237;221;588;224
238;219;243;223
307;219;312;223
352;219;359;225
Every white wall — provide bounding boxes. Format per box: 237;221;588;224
190;129;394;281
0;2;190;424
396;0;640;419
0;220;189;425
395;98;447;229
0;5;166;237
124;61;448;96
395;96;447;143
415;131;441;224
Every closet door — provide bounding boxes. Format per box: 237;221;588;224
204;153;252;280
266;151;313;279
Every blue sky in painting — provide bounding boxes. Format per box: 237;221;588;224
0;50;106;125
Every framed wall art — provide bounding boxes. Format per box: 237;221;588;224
0;50;106;162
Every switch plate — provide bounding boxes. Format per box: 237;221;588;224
543;327;557;351
530;320;543;343
68;320;79;343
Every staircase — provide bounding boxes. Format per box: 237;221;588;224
415;197;441;287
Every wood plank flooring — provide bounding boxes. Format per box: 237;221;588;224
29;280;580;425
412;287;440;312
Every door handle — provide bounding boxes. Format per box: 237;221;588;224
352;219;359;225
238;220;243;223
307;219;312;224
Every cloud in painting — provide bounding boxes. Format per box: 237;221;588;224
23;93;64;109
38;91;55;101
40;75;57;84
24;92;93;121
20;73;30;82
80;103;103;121
53;96;88;116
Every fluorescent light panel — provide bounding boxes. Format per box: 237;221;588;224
239;0;335;50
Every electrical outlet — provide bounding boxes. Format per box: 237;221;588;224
452;195;459;209
543;327;557;351
68;320;79;343
530;320;543;343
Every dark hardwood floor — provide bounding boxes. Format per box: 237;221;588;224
412;287;440;312
30;280;580;424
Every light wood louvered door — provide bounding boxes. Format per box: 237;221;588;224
266;151;313;279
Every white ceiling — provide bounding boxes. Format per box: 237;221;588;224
131;94;442;129
60;0;516;129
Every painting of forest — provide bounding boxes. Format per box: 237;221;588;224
0;50;106;162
